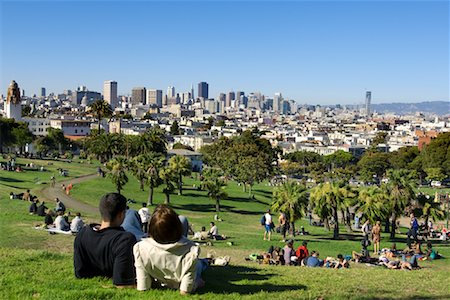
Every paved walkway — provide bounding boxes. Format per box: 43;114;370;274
40;173;99;215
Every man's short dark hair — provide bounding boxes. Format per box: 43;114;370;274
99;193;127;222
148;205;182;244
142;202;147;207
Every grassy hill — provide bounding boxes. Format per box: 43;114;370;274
1;158;449;299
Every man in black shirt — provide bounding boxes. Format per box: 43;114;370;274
74;193;137;287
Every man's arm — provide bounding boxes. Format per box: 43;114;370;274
112;234;137;287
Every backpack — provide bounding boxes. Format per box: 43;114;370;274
260;215;266;225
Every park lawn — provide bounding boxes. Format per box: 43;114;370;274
0;161;450;299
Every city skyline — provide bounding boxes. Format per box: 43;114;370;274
0;1;448;105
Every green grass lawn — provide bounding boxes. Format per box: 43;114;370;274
1;161;450;299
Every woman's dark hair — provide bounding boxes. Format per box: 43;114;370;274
99;193;127;222
149;205;182;244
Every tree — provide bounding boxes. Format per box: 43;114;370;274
170;120;180;135
89;100;113;132
419;132;450;176
382;169;416;239
357;187;388;224
372;131;388;148
130;155;147;191
172;143;194;151
425;168;446;182
140;126;168;155
310;182;349;239
271;180;309;236
357;151;390;183
168;155;192;195
106;157;128;194
159;166;177;204
414;194;445;234
142;153;164;205
203;176;228;212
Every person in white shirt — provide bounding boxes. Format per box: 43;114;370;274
264;210;273;241
70;212;85;233
138;203;150;233
133;205;208;295
54;211;70;231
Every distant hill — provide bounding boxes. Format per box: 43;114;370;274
371;101;449;116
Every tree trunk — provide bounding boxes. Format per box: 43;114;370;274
384;218;390;233
248;184;253;197
243;183;246;192
140;179;144;191
178;174;183;195
345;208;352;232
324;218;330;231
164;192;170;205
215;199;220;212
333;207;339;239
147;186;154;206
390;212;397;239
98;119;101;132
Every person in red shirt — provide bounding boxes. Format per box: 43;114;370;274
296;241;309;262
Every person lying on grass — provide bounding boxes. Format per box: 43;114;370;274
74;193;137;288
133;205;208;295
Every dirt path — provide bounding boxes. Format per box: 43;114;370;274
39;173;99;215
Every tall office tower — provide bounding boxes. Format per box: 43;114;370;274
181;92;191;104
273;92;282;112
226;91;235;107
103;80;118;109
235;91;244;107
147;89;163;107
131;87;146;105
218;93;226;103
198;82;209;99
167;86;175;98
190;84;195;100
365;91;372;116
41;87;46;97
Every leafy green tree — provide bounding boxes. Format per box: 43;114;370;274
389;146;420;170
142;153;165;205
310;182;347;239
357;187;388;223
159;166;177;204
172;143;194;151
11;121;33;152
168;155;192;195
419;132;450;176
170;120;180;135
130;155;147;191
371;131;388;148
414;194;445;233
284;151;322;174
106;157;128;194
271;180;309;236
357;151;390;183
323;150;354;171
382;169;416;239
203;176;228;212
425;167;446;182
0;118;16;152
89;100;113;132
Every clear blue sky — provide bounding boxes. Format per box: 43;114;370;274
1;0;448;105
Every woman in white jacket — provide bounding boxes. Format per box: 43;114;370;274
133;205;208;295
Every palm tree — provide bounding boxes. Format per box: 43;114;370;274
159;166;177;205
357;186;389;224
140;126;168;155
168;155;192;195
310;182;345;239
271;180;309;236
382;169;416;239
415;193;445;233
106;157;128;194
89;100;113;132
203;177;228;212
338;183;358;232
130;155;147;191
142;152;164;205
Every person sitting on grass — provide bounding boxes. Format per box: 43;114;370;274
55;198;66;213
208;222;226;240
54;211;70;231
296;241;309;262
121;207;146;241
36;201;48;217
133;205;208;295
305;251;324;267
70;212;85;234
270;246;285;265
29;199;38;215
283;239;297;266
74;193;137;288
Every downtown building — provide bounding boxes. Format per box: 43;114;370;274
103;80;118;109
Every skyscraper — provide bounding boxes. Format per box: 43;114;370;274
131;87;146;105
147;89;163;107
40;87;46;97
226;91;235;108
198;82;208;99
167;86;175;98
273;92;282;112
365;91;372;116
103;80;118;109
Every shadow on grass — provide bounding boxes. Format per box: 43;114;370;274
359;296;450;300
174;203;235;212
226;196;268;206
229;209;261;215
201;265;307;295
0;176;24;183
